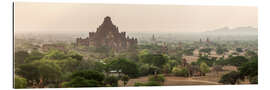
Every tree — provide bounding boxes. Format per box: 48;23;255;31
227;56;249;67
140;54;168;68
108;58;139;77
104;76;119;87
17;60;62;87
138;64;159;76
121;75;130;86
236;48;243;52
16;63;40;86
216;48;228;55
32;60;62;87
14;75;27;88
199;48;212;54
167;60;179;70
172;67;189;77
148;74;165;83
64;70;105;87
56;58;79;72
219;71;242;84
68;51;83;61
25;50;44;63
183;48;195;56
63;77;100;87
200;62;210;76
15;51;29;65
238;57;258;84
197;55;215;66
43;50;68;60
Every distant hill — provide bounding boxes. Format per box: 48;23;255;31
203;26;258;36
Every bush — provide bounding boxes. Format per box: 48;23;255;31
144;81;161;86
239;57;258;84
14;75;27;88
134;81;161;86
219;71;242;84
236;48;243;52
104;76;119;87
121;75;130;86
64;70;105;87
134;82;145;86
148;74;165;83
172;67;189;77
249;75;258;84
200;62;210;76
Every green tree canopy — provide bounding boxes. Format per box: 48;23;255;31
64;70;105;87
140;54;168;68
14;75;27;88
104;76;119;87
25;50;44;63
15;51;29;65
108;58;139;77
219;71;242;84
121;75;130;86
238;56;258;84
200;62;210;76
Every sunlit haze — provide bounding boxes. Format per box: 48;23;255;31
14;2;257;34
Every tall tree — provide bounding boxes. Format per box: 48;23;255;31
200;62;210;76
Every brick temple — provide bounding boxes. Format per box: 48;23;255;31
76;16;137;51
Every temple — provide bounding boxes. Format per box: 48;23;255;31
76;16;137;52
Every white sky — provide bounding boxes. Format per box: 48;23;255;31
14;2;257;33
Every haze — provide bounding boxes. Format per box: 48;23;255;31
14;2;257;34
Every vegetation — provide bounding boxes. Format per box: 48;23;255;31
238;55;258;84
107;58;139;78
216;48;228;55
219;55;258;84
196;55;216;66
14;75;27;88
219;71;242;84
14;37;258;87
148;74;165;83
104;76;119;87
63;70;105;87
139;54;168;68
120;75;130;86
199;48;212;54
172;67;189;77
199;62;210;76
134;81;161;86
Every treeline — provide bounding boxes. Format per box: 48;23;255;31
14;48;182;88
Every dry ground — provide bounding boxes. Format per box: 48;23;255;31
118;70;251;87
118;71;226;86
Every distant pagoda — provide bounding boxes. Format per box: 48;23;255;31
76;16;137;52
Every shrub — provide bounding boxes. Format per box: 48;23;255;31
144;81;161;86
249;75;258;84
121;75;130;86
104;76;119;87
14;75;27;88
172;67;189;77
134;81;161;86
134;82;145;86
148;74;165;83
64;70;105;87
219;71;242;84
200;62;210;76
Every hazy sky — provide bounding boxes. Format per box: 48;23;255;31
15;2;257;34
